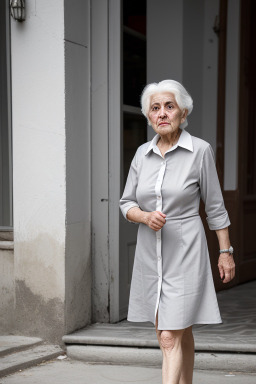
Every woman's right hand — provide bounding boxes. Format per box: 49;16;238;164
144;211;166;231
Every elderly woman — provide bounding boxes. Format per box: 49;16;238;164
119;79;235;384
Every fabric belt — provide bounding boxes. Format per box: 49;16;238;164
164;213;199;221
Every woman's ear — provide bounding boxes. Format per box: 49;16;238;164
181;109;188;122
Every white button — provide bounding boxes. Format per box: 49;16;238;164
158;275;161;278
158;256;161;260
157;195;161;199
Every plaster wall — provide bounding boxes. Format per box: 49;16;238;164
0;247;14;332
64;0;92;333
11;0;66;341
91;0;110;323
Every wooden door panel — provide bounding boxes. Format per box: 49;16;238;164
237;0;256;282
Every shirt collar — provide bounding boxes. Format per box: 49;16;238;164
145;128;193;156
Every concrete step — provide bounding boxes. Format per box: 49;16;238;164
0;343;63;378
63;321;256;372
66;344;256;373
63;322;256;353
0;336;43;357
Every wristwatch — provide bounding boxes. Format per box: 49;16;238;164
219;246;234;254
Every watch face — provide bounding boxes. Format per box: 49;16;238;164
229;246;234;253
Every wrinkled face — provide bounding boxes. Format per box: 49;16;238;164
148;92;187;135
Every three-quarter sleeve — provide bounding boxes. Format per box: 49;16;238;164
119;150;140;224
199;144;231;230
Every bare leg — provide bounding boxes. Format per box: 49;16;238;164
155;310;163;352
179;326;194;384
155;310;186;384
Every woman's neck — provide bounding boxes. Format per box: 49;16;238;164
157;128;181;147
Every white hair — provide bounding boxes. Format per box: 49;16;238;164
140;79;193;129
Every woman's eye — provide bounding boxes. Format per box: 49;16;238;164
167;105;173;109
152;106;159;111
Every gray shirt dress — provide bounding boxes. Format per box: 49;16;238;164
119;128;230;330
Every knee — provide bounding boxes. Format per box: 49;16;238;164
160;330;180;352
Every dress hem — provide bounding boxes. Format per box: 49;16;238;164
127;317;223;330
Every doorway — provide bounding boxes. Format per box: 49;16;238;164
237;0;256;281
119;0;147;319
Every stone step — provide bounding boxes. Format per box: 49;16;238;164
0;336;43;357
63;322;256;353
0;343;63;378
66;344;256;373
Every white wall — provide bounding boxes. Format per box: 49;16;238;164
64;0;92;333
224;0;240;190
11;0;66;341
0;245;14;332
91;0;110;323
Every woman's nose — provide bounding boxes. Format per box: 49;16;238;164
159;106;166;117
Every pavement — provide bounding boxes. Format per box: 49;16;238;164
192;279;256;351
1;280;255;381
64;280;256;353
62;280;256;371
0;336;62;378
1;358;256;384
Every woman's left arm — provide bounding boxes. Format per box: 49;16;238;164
199;144;235;283
215;227;235;283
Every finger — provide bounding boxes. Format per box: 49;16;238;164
155;222;165;230
154;211;166;219
223;272;231;283
218;264;224;280
155;211;167;219
151;223;162;231
151;220;165;231
156;217;166;225
153;217;166;225
155;210;166;215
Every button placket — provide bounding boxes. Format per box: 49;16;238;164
154;160;166;320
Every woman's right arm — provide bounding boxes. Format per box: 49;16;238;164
127;207;166;231
119;149;166;231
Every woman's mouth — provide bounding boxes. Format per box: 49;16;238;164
159;122;169;126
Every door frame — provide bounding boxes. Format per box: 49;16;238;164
237;0;256;281
91;0;121;324
108;0;122;323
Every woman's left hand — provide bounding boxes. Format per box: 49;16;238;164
218;253;236;283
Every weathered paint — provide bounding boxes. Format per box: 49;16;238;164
91;0;110;323
0;248;14;333
9;0;92;342
11;0;66;341
15;279;64;343
64;0;92;333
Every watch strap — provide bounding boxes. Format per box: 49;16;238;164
219;246;234;254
